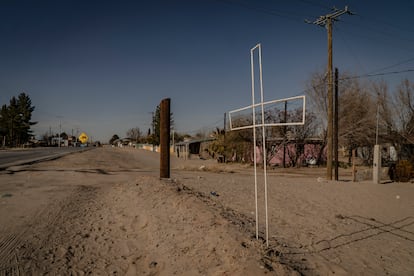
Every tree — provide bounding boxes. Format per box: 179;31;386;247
285;111;319;167
305;70;329;164
338;76;376;151
305;70;379;164
0;92;36;147
172;132;188;144
41;131;51;146
17;93;36;145
152;105;161;145
305;70;329;131
394;79;414;143
109;134;120;145
60;132;68;140
151;104;174;145
373;80;394;143
377;79;414;146
0;105;10;146
209;127;252;162
126;127;142;142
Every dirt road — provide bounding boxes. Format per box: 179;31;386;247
0;147;413;275
0;147;291;275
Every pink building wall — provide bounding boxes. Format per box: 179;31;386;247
268;143;325;166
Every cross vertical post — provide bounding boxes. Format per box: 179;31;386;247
250;44;259;240
257;45;269;245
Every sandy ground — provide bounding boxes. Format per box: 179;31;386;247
0;147;413;275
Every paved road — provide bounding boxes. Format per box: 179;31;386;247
0;147;92;170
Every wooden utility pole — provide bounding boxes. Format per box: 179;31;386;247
160;98;171;178
308;6;352;180
327;17;333;179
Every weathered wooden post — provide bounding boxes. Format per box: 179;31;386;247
352;149;357;182
160;98;171;178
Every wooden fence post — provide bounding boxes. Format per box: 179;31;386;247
160;98;170;178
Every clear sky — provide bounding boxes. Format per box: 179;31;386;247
1;0;413;142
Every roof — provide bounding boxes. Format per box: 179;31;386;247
112;138;132;144
175;137;215;146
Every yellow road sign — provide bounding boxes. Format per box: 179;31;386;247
79;132;88;144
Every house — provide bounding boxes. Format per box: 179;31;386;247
175;138;215;159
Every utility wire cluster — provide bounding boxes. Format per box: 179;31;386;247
194;1;414;136
217;0;414;77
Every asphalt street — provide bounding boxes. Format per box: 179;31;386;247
0;147;91;170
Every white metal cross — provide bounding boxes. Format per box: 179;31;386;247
229;43;306;247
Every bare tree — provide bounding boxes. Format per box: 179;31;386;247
306;70;381;164
339;76;377;148
395;79;414;143
374;80;394;141
286;111;319;167
376;78;414;145
305;70;329;163
305;70;328;129
373;78;414;170
126;127;142;142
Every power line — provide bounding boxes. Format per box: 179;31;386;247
340;69;414;81
333;25;414;86
334;24;367;73
331;21;414;76
366;57;414;75
355;12;414;35
188;68;413;137
302;68;414;95
333;24;414;81
341;19;414;44
184;116;223;135
334;22;414;54
296;0;330;11
216;0;311;22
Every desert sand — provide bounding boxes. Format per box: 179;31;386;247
0;147;413;275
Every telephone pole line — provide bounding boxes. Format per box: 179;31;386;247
308;6;353;180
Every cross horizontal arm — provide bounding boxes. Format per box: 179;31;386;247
229;95;305;115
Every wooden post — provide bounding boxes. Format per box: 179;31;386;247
160;98;171;178
352;148;357;182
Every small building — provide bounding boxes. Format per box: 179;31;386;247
175;138;215;159
112;138;132;147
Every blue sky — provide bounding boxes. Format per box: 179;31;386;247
1;0;413;142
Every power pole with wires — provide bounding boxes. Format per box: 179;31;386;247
308;6;353;180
